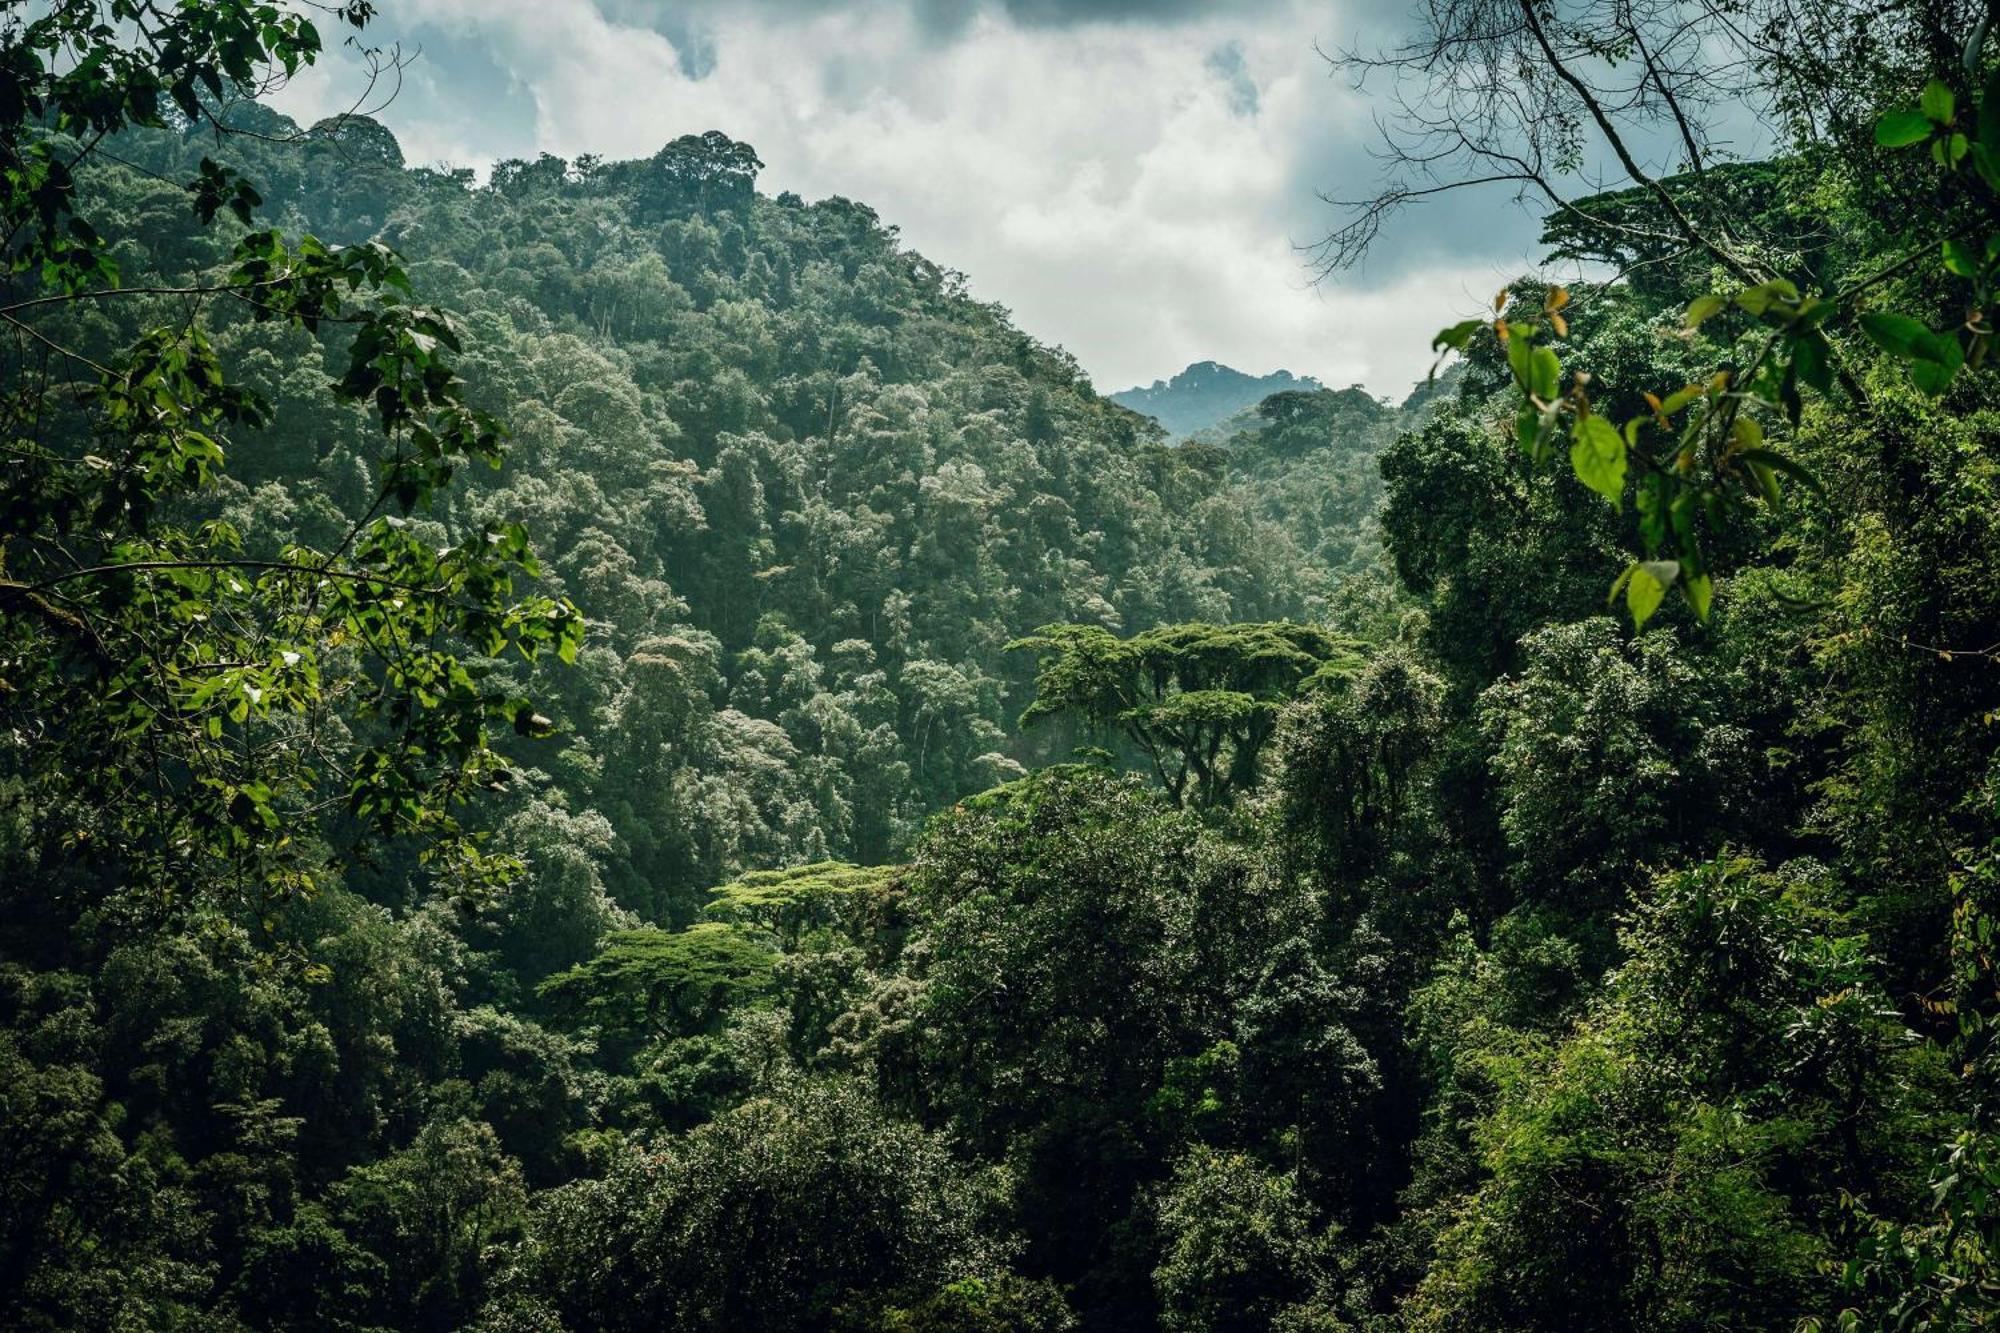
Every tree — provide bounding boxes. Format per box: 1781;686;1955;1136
901;768;1269;1324
486;799;631;982
1009;622;1363;807
521;1078;1019;1332
1337;0;2000;624
1274;643;1446;888
0;1024;212;1325
538;924;776;1055
634;131;764;222
1153;1148;1347;1333
701;860;900;950
324;1117;527;1330
835;1276;1077;1332
1477;618;1753;933
0;0;582;925
1404;857;1945;1331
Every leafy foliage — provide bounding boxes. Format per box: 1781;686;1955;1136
701;859;900;947
2;1;1999;1329
520;1078;1014;1332
1435;63;2000;629
1010;621;1363;807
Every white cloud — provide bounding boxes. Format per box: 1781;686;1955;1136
273;0;1534;396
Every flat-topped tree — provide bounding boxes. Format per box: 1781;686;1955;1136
1009;621;1362;808
701;860;901;950
536;923;775;1054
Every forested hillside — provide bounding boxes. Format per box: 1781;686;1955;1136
4;2;2000;1331
65;106;1391;922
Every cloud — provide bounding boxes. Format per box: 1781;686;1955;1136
273;0;1542;396
1204;42;1260;117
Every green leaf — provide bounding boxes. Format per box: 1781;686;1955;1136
1529;345;1561;402
1976;143;2000;193
1745;460;1782;508
1684;294;1726;329
1570;415;1627;506
1790;331;1833;394
1921;79;1956;125
1942;238;1981;278
1978;68;2000;190
1932;133;1970;168
1875;109;1932;147
1734;278;1800;316
1909;333;1964;394
1515;402;1542;458
1431;318;1484;352
1661;382;1707;415
1506;329;1536;396
1684;573;1713;622
1635;474;1668;551
1736;447;1827;500
1860;311;1931;359
1630;560;1678;629
1611;560;1676;630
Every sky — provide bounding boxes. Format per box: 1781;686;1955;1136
271;0;1547;398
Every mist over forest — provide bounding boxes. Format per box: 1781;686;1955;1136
3;2;1999;1330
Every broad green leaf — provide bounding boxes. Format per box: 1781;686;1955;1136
1790;331;1833;393
1515;403;1542;458
1684;294;1726;329
1506;328;1536;395
1977;142;2000;193
1860;311;1931;359
1570;415;1627;506
1979;68;2000;188
1530;345;1561;402
1780;358;1806;426
1746;459;1783;507
1635;475;1667;551
1875;109;1932;147
1734;278;1799;316
1921;79;1956;125
1736;447;1827;500
1909;332;1965;394
1933;133;1970;167
1943;238;1980;277
1615;559;1677;630
1684;572;1713;622
1661;382;1707;414
1431;318;1483;352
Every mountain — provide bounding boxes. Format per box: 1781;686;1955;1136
1109;360;1324;436
4;102;1414;1329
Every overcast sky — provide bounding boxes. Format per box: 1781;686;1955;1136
273;0;1545;397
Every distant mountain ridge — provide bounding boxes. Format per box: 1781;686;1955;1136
1109;361;1323;437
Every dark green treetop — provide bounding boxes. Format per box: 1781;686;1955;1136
1009;621;1362;808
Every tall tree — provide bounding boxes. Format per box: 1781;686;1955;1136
0;1;581;930
1008;622;1362;807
